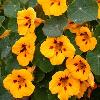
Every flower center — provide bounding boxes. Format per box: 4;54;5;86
74;60;86;74
20;44;27;53
80;32;89;44
13;75;27;89
54;40;63;51
57;76;72;90
24;16;31;28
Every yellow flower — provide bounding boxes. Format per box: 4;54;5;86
76;81;89;98
76;72;95;98
17;7;36;35
37;0;67;16
66;55;91;81
49;69;80;100
40;35;75;65
65;20;81;33
3;69;35;98
98;3;100;19
12;33;36;66
87;72;95;87
75;27;97;52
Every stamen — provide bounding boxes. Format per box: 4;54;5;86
25;83;27;87
20;44;27;53
24;16;29;19
25;23;28;26
18;75;21;78
49;46;53;49
69;83;72;87
83;70;85;74
64;86;67;90
74;63;78;66
50;2;54;6
13;80;17;83
56;52;58;55
63;48;66;51
58;83;61;86
82;39;86;41
19;85;21;89
58;2;60;5
54;39;57;43
76;69;79;72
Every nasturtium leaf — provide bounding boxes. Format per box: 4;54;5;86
19;0;28;4
34;44;54;73
95;75;100;83
4;2;20;18
0;37;11;59
86;25;100;75
28;0;37;7
0;16;5;27
8;32;20;46
68;0;98;23
4;54;21;74
1;46;11;59
43;16;67;37
31;87;57;100
0;77;12;100
0;76;6;95
8;18;17;32
86;52;100;75
0;92;12;100
34;68;45;83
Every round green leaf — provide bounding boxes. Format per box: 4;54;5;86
34;68;45;83
8;18;17;32
43;16;67;37
4;3;20;18
28;0;37;7
87;25;100;75
68;0;98;23
87;52;100;75
31;87;57;100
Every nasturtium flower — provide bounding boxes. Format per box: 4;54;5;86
12;33;36;66
3;69;35;98
40;35;75;65
17;7;36;35
87;72;95;87
76;81;89;98
98;2;100;19
76;72;95;98
65;20;81;33
75;27;97;52
66;55;91;81
37;0;67;16
49;69;80;100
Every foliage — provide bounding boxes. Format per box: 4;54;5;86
0;0;100;100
